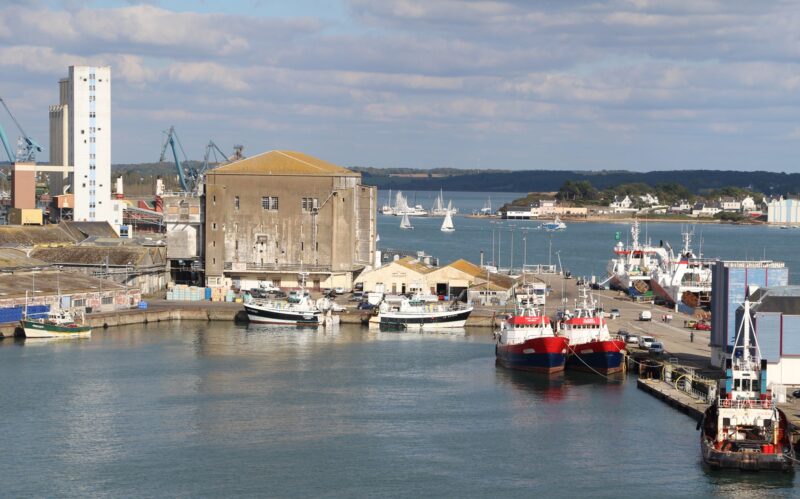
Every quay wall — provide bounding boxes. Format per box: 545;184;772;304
0;305;501;338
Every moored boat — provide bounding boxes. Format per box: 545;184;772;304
558;287;626;374
698;299;795;471
495;305;569;374
370;296;472;330
244;273;333;326
21;308;92;339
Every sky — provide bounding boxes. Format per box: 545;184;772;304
1;0;800;172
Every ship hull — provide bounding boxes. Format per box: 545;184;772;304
566;339;626;374
376;308;471;330
244;304;322;325
21;320;92;338
496;336;569;374
700;405;795;472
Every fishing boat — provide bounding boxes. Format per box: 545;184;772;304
480;196;493;216
540;216;566;231
649;228;714;309
400;212;413;230
21;307;92;339
495;304;569;374
440;209;455;233
558;287;626;374
699;299;795;471
606;219;660;297
370;295;472;330
244;273;332;326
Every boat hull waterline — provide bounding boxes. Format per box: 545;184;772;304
244;304;322;326
566;339;626;374
495;336;569;374
21;319;92;338
376;308;472;330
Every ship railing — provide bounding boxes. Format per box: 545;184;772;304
717;397;775;410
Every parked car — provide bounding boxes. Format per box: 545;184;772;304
267;290;286;298
354;282;364;291
639;310;652;321
609;308;621;319
357;301;376;310
640;335;656;348
334;286;346;295
694;321;711;331
625;335;640;346
617;330;630;341
648;342;664;355
792;389;800;399
350;291;364;302
330;302;346;312
684;319;698;329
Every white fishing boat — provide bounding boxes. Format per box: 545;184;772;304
370;295;472;330
606;219;660;297
400;212;413;230
479;196;493;216
649;228;714;309
441;210;455;232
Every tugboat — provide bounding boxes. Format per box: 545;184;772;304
699;299;795;471
370;295;472;330
495;304;569;374
558;287;626;374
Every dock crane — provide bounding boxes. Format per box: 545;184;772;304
0;97;43;163
202;140;229;173
159;126;192;192
159;126;232;194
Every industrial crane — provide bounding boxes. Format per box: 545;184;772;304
0;96;43;163
202;140;229;173
159;126;192;192
159;126;232;194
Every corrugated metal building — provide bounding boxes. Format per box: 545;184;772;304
204;150;376;291
710;260;789;368
743;286;800;385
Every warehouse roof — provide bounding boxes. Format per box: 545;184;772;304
0;248;49;270
0;269;124;298
211;150;357;177
445;259;485;277
750;286;800;315
30;246;163;268
0;225;75;246
394;256;434;274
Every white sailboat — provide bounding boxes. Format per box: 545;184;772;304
400;212;413;230
441;210;455;232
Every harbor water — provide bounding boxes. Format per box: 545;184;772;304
379;190;800;281
3;190;800;496
1;322;796;497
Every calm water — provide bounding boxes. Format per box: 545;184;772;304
3;191;799;497
378;190;800;281
1;322;795;497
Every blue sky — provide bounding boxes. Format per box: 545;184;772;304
2;1;800;171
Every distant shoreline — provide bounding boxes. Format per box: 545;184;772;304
461;214;768;226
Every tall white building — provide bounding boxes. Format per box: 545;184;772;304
49;66;112;224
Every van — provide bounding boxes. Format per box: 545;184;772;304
649;342;664;355
639;310;652;321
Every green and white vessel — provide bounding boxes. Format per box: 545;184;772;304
21;309;92;339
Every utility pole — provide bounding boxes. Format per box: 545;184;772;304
509;224;515;274
523;230;528;269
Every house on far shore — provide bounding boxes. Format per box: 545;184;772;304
609;195;636;213
720;197;742;212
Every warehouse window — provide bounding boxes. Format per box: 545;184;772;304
271;197;279;210
261;196;269;209
102;296;113;305
234;196;240;210
302;197;319;212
